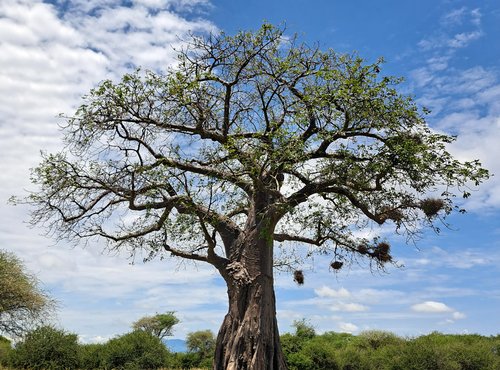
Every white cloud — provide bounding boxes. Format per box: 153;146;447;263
409;247;495;270
338;322;358;333
315;286;351;298
331;302;368;312
418;6;483;52
471;8;482;26
356;289;407;304
411;30;500;212
0;0;218;341
448;30;482;48
442;7;467;26
411;301;453;313
452;311;466;320
427;56;450;72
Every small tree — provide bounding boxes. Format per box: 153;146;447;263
186;329;216;360
292;319;316;340
0;250;54;337
132;311;179;340
21;24;488;369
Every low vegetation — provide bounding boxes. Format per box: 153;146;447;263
282;329;500;370
0;323;499;370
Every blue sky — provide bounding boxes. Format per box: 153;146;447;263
0;0;499;343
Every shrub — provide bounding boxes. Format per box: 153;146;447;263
103;330;169;369
286;351;315;370
0;336;12;366
9;325;79;370
320;331;355;349
300;336;340;370
79;342;107;370
356;330;404;350
281;332;303;355
336;346;369;370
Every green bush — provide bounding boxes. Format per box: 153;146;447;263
356;330;404;350
9;325;79;370
390;333;498;370
300;336;340;370
0;336;12;366
435;334;498;370
103;330;169;369
281;332;305;355
286;351;315;370
282;330;500;370
79;342;107;370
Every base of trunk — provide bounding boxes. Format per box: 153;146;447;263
213;276;287;370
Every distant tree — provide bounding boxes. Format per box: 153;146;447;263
132;311;179;340
292;319;316;340
0;249;54;337
186;329;216;359
21;23;488;369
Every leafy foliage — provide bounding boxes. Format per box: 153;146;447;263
102;330;170;370
186;329;216;366
3;325;499;370
109;330;168;369
132;311;179;339
0;335;12;367
281;330;500;370
8;326;79;370
292;319;316;340
78;343;107;370
21;23;488;273
0;250;54;337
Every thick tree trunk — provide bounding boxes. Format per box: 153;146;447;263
214;273;287;370
213;206;288;370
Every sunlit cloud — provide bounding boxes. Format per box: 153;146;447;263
315;286;351;299
411;301;453;313
338;322;359;333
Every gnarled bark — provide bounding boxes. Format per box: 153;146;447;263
214;203;287;370
215;274;286;369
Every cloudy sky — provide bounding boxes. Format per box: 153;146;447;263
1;0;499;343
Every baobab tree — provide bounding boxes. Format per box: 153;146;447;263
22;24;487;369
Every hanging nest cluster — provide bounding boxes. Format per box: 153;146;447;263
293;270;304;285
420;198;445;218
327;242;392;276
356;242;392;263
378;206;404;223
357;244;369;255
371;242;392;263
330;261;344;270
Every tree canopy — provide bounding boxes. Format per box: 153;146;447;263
20;23;488;369
0;250;54;338
132;311;179;340
186;330;216;359
25;24;487;270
